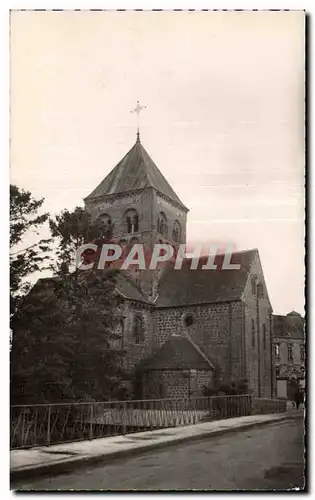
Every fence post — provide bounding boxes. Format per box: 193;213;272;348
33;407;38;446
47;406;51;446
21;410;26;447
89;404;93;440
122;402;127;435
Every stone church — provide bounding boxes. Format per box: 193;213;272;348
83;133;274;399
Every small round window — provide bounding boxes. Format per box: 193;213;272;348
184;314;194;327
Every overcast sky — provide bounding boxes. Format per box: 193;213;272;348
10;10;305;315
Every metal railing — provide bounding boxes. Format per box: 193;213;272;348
10;394;252;450
252;397;287;414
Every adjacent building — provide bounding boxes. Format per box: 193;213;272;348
272;311;305;399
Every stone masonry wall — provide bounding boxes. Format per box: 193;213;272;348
117;300;154;373
85;189;155;243
154;193;187;244
152;301;245;383
243;253;273;398
142;369;213;399
116;290;271;399
194;370;214;396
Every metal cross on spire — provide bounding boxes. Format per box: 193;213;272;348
130;101;147;141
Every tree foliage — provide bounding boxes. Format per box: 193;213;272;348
202;378;249;396
11;268;127;405
11;205;126;405
49;207;112;274
10;185;51;314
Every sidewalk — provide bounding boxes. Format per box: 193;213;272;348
11;410;303;482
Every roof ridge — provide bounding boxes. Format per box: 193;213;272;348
115;272;153;304
183;334;215;370
138;334;214;372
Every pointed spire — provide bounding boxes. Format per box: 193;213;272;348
136;128;140;142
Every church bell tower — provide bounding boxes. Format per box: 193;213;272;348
84;106;188;298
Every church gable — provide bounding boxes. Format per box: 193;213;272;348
242;249;272;309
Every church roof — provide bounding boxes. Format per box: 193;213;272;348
115;272;152;304
156;249;258;308
85;137;188;211
273;312;305;340
137;334;214;372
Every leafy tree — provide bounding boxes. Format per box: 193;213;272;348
10;185;51;314
11;268;126;405
10;277;74;404
49;207;112;274
11;206;126;405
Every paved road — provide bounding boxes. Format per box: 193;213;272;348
14;418;305;491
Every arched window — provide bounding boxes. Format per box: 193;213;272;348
157;212;168;238
252;319;255;348
124;209;139;234
133;315;144;344
98;213;112;238
110;319;124;350
172;220;181;242
251;277;256;295
257;282;264;299
263;324;267;350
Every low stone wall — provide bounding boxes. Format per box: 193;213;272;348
252;397;287;415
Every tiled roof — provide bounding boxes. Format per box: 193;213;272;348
273;312;305;340
85;138;188;210
138;334;214;371
156;249;258;307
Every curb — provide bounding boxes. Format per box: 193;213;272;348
11;413;303;486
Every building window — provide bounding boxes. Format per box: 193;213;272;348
133;315;144;344
275;367;280;378
263;324;267;350
288;343;293;361
124;209;139;234
251;277;256;295
251;319;255;348
184;314;194;327
110;319;124;350
172;220;181;243
98;213;112;238
257;283;264;299
275;343;280;361
157;212;168;238
300;345;305;362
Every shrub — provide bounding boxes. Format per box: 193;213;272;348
202;378;249;397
